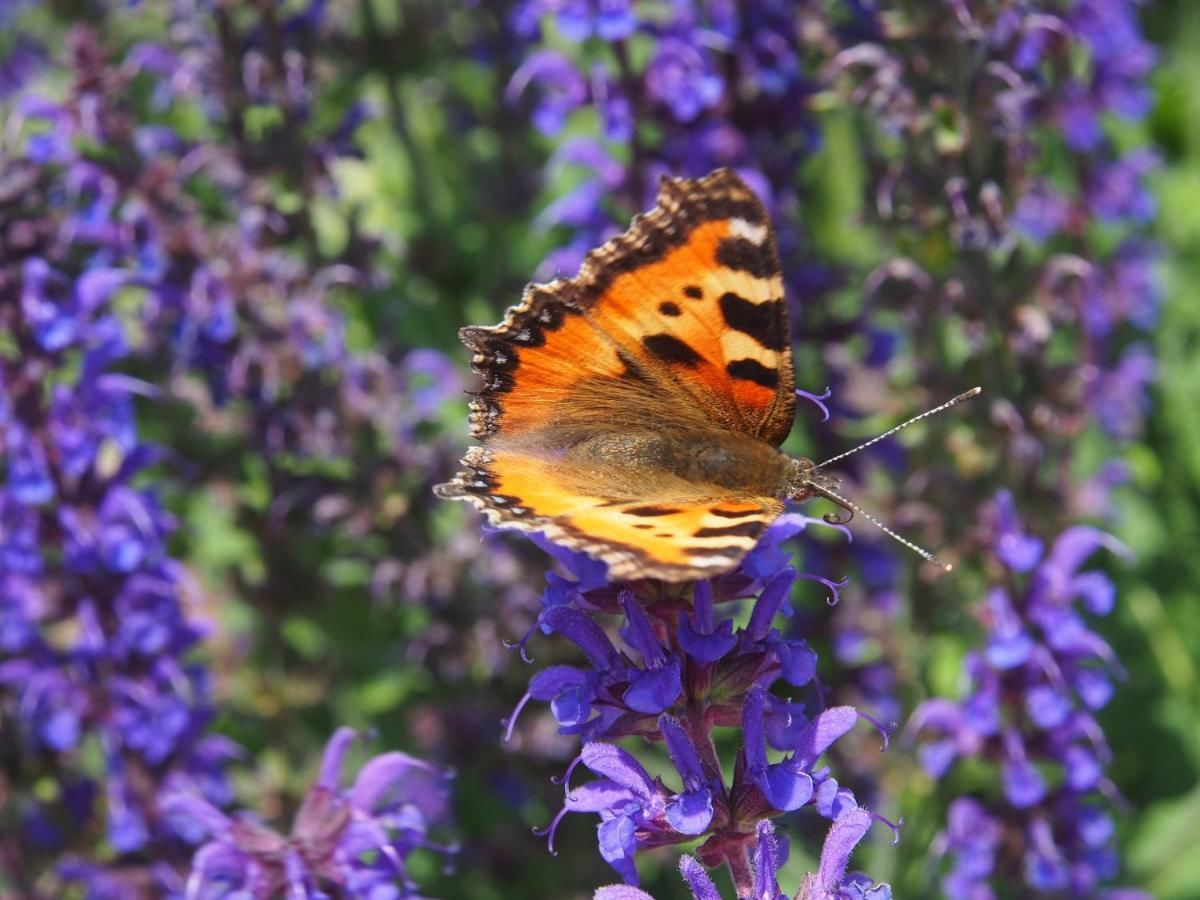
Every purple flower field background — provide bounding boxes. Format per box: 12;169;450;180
0;1;1197;898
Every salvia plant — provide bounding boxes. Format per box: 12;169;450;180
0;0;1170;898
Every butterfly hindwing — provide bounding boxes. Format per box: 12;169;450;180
438;447;783;582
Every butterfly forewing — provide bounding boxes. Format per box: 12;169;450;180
582;172;795;446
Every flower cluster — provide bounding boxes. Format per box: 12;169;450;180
505;514;895;893
2;12;467;896
163;728;454;899
0;40;234;897
820;5;1158;891
910;491;1141;895
597;814;891;900
825;0;1160;514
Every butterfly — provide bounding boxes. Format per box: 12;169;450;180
436;169;974;582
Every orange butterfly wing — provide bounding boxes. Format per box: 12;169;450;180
445;447;784;581
459;169;794;445
436;169;796;581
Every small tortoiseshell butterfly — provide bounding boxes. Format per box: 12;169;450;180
436;169;977;581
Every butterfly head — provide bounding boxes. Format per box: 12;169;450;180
786;458;845;511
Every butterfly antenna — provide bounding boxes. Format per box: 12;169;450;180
813;387;982;471
809;483;952;573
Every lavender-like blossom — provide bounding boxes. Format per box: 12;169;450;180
821;7;1158;890
597;815;892;900
1;83;232;900
2;9;484;893
163;728;454;899
827;0;1160;507
910;491;1143;896
506;503;894;892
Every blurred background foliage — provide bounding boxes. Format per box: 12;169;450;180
1;0;1198;898
1115;4;1200;897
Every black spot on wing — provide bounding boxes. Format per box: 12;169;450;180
710;507;763;519
633;523;654;530
624;505;683;517
716;237;777;279
694;522;763;539
683;285;703;299
658;301;683;317
643;333;704;367
718;293;786;351
726;359;779;389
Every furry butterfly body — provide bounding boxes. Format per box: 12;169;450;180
436;169;829;581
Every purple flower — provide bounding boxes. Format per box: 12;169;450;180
552;728;714;885
914;496;1134;894
165;728;453;898
554;0;637;42
645;38;723;123
1088;344;1155;440
1013;182;1072;241
938;798;1000;897
1087;150;1159;224
508;50;589;135
621;593;684;714
511;500;885;893
743;685;860;814
0;33;44;101
678;580;737;662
